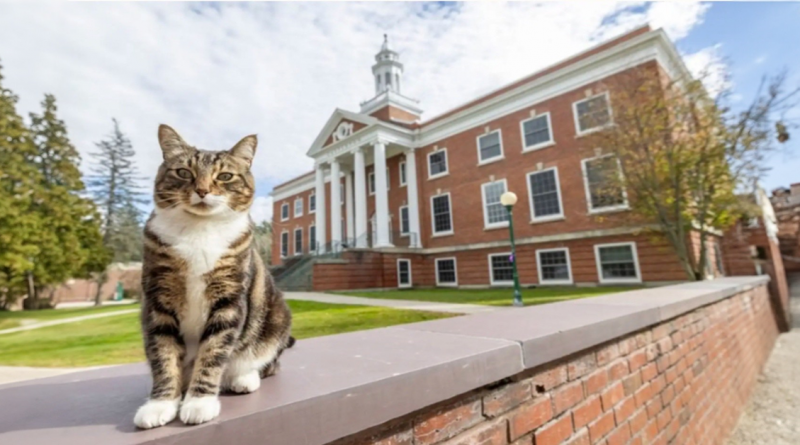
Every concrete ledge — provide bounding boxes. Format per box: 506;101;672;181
0;276;768;445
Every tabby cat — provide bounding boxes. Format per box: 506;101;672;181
134;125;293;429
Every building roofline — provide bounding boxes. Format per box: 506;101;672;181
419;25;652;127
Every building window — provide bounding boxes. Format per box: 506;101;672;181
435;258;458;286
294;228;303;255
294;198;303;218
399;161;407;186
375;74;380;91
280;231;289;258
527;168;563;221
595;242;641;283
488;253;514;285
428;149;448;179
431;193;453;235
574;92;612;135
281;203;289;221
397;259;412;288
481;179;509;229
399;205;410;235
537;248;572;284
309;192;316;213
309;224;316;253
477;130;504;164
520;113;553;151
385;72;392;89
582;155;628;213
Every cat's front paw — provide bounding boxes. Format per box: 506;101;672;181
134;399;180;429
180;396;221;425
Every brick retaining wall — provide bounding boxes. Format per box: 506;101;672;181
333;281;777;445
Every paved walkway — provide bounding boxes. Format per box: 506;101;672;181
284;291;501;315
0;308;139;336
729;275;800;445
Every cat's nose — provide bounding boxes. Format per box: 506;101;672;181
196;189;209;198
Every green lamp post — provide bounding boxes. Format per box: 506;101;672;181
500;191;523;307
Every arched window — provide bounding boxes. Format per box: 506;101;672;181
395;73;401;93
375;74;380;92
385;72;392;90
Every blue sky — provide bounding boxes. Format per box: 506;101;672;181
0;2;797;221
678;2;800;191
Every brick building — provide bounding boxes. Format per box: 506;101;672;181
270;26;727;290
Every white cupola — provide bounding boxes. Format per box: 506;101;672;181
360;35;422;121
372;34;403;94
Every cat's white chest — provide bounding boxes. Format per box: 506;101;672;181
148;209;250;368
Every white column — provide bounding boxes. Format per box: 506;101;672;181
329;159;342;251
404;150;422;248
373;141;393;248
354;148;368;248
314;165;327;254
345;171;354;243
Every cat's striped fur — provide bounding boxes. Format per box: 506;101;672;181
134;125;293;429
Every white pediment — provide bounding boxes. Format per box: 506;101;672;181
306;109;378;157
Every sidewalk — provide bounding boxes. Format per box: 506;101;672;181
728;275;800;445
284;291;502;315
0;308;139;336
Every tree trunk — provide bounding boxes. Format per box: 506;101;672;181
93;271;108;306
23;271;37;310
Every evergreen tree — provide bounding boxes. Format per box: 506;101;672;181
87;118;145;263
86;119;145;305
24;95;110;308
0;62;41;309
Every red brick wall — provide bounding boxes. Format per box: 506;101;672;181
332;282;778;445
414;62;662;251
311;232;688;290
370;105;420;124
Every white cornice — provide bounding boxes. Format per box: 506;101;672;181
360;90;423;116
415;29;688;147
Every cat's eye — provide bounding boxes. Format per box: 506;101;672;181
217;173;234;181
176;168;193;179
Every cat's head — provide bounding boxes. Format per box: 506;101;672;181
153;124;257;217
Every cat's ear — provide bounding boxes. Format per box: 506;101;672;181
158;124;190;161
229;134;257;166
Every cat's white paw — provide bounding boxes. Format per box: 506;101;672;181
180;396;221;425
134;399;180;429
228;371;261;394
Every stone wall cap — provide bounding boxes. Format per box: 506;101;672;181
0;276;768;445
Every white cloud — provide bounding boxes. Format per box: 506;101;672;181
684;44;733;98
250;196;273;224
0;2;711;198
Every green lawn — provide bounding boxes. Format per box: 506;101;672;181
336;286;640;307
0;304;138;330
0;301;451;368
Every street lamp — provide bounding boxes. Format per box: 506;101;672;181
500;191;523;307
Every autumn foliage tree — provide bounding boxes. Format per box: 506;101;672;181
586;64;798;280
